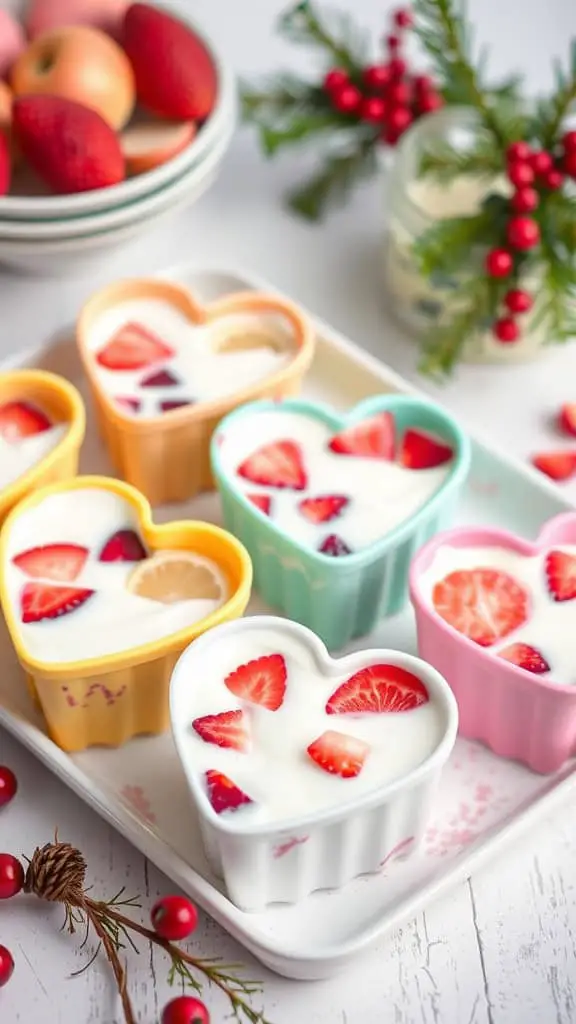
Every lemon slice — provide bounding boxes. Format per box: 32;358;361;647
127;551;223;604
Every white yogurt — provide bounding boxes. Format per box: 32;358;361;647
3;487;229;663
87;299;295;416
172;625;446;824
419;544;576;685
218;409;451;553
0;425;67;491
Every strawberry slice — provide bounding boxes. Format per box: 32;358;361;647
192;710;249;751
432;568;529;646
160;399;193;412
558;404;576;438
115;397;141;414
499;643;550;674
299;495;349;523
319;534;352;557
328;411;395;459
326;664;429;714
247;493;272;515
306;730;370;779
96;322;174;371
12;543;88;582
98;529;147;562
224;653;287;711
0;401;51;442
21;583;94;623
400;428;453;469
204;769;253;814
140;368;180;388
237;440;307;490
532;450;576;482
545;550;576;602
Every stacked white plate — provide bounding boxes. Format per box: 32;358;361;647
0;4;236;273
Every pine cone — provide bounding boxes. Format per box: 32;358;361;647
24;841;87;904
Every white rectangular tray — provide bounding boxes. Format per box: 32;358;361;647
0;264;574;981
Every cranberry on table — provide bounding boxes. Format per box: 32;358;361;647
493;316;520;343
161;995;210;1024
510;186;539;212
0;945;14;987
506;140;532;163
323;68;348;93
0;853;24;899
363;63;391;90
507;161;534;188
0;766;17;807
331;83;361;114
529;149;554;175
506;215;540;250
504;289;533;314
485;247;513;278
151;895;198;941
359;96;386;123
386;105;413;134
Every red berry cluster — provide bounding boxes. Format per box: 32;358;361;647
323;7;443;146
485;130;576;344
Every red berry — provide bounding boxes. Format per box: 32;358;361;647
417;91;444;114
161;996;210;1024
331;84;361;114
563;150;576;178
386;33;401;51
323;68;348;93
359;96;387;123
542;167;564;190
510;187;539;213
393;8;413;28
0;854;24;899
387;80;412;106
493;317;520;343
386;105;413;134
151;895;198;941
506;141;531;163
0;946;14;988
504;289;533;314
0;767;17;808
562;130;576;152
363;64;391;91
507;161;534;188
413;74;435;93
529;150;553;175
388;57;407;79
506;216;540;250
485;248;513;278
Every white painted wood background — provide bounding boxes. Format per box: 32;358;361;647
1;0;576;1021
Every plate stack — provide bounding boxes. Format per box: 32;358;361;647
0;4;236;273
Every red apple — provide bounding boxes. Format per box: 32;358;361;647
11;26;135;130
26;0;128;40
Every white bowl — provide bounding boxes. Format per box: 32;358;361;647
0;1;234;221
0;98;235;240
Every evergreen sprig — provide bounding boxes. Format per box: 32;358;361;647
278;0;368;71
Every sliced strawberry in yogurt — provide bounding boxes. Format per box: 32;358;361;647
20;583;94;623
400;428;453;469
328;411;395;459
204;769;253;814
192;710;249;751
247;493;272;515
115;397;141;414
318;533;352;557
140;368;180;388
96;322;174;371
307;729;369;778
225;653;287;711
160;399;193;412
12;543;88;581
0;401;51;442
299;495;349;523
326;664;429;714
98;529;147;562
499;643;550;674
545;550;576;602
432;568;529;646
237;440;307;490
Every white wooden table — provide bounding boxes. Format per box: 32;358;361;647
2;1;576;1020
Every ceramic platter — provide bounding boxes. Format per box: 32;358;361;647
0;264;573;980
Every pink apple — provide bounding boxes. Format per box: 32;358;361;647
0;10;26;79
26;0;128;40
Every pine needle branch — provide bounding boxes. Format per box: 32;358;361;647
418;135;502;182
287;136;377;220
278;0;367;72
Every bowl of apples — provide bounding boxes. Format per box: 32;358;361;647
0;0;235;270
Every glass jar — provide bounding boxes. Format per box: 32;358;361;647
383;106;547;364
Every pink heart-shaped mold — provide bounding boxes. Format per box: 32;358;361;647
409;513;576;775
